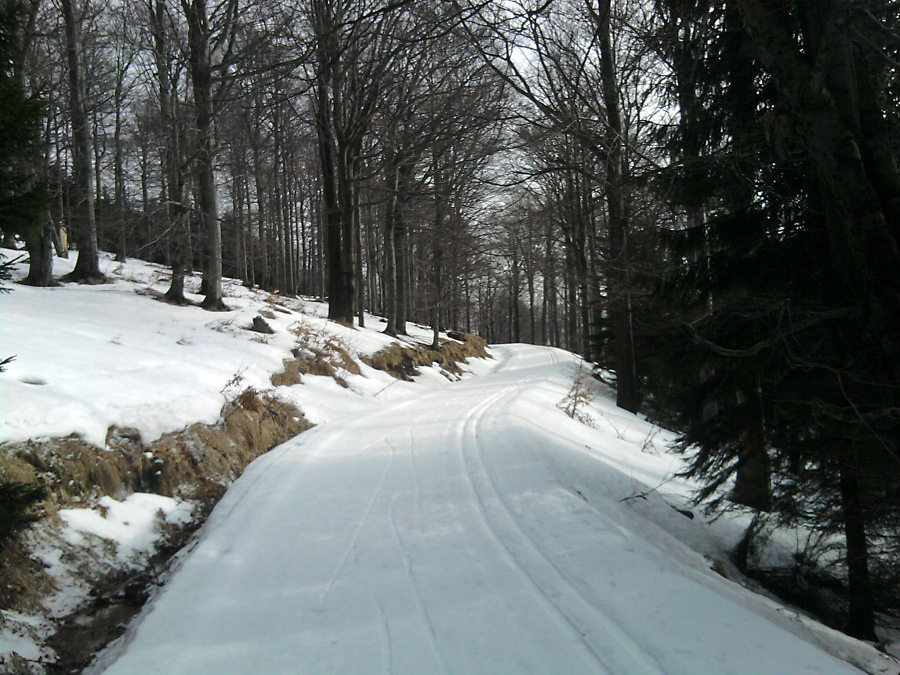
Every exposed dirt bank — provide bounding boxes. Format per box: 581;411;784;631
0;389;310;673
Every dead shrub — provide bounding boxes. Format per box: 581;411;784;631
270;319;360;388
271;358;304;386
558;360;596;426
237;387;263;412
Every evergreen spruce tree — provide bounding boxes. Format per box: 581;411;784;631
0;481;47;548
647;0;900;639
0;0;47;283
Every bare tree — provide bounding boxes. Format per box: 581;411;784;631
454;0;644;410
61;0;104;283
179;0;232;309
307;0;406;324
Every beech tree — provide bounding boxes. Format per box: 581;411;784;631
61;0;104;282
144;0;192;303
306;0;407;324
179;0;227;309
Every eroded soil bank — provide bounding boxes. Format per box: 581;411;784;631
0;389;310;673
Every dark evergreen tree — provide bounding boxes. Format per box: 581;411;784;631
0;480;47;549
646;0;900;639
0;0;47;284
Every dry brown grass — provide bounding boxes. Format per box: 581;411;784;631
365;332;489;381
0;541;56;612
271;319;361;389
0;390;311;613
262;294;299;315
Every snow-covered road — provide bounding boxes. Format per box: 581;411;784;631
100;345;861;674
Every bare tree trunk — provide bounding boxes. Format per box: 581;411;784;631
242;173;253;286
183;0;225;310
149;0;188;304
355;182;365;327
140;144;151;259
59;150;71;258
112;21;132;263
251;142;269;289
365;195;378;314
526;267;536;343
22;217;52;286
12;0;53;285
394;181;411;335
431;163;446;349
542;218;555;345
315;83;346;321
589;0;639;411
310;0;357;325
510;236;521;342
839;453;877;640
61;0;103;283
384;161;411;335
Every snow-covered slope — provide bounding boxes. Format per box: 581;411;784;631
0;250;447;448
1;250;896;673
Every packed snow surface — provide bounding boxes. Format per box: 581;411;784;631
101;345;867;674
1;250;894;673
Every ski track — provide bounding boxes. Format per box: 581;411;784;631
457;387;609;672
458;375;664;674
99;344;869;675
373;594;393;675
320;401;438;605
320;432;395;604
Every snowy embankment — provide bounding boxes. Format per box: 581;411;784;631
1;250;896;673
0;250;445;448
95;346;894;675
0;249;466;668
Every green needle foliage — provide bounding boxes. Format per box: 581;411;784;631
0;480;47;548
0;0;45;245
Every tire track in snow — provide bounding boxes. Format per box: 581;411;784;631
404;429;423;530
388;493;449;675
318;403;437;605
372;594;393;675
459;361;666;674
320;434;396;603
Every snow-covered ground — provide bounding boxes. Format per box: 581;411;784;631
0;249;445;448
0;249;465;667
1;250;897;673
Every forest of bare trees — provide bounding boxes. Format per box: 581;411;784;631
3;0;659;354
2;0;899;643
